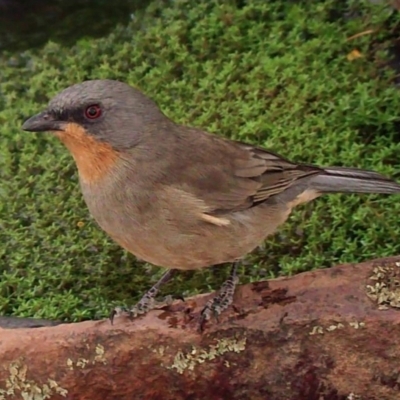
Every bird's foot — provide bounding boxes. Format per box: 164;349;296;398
199;261;240;332
109;269;177;324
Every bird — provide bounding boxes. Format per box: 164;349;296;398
21;79;400;330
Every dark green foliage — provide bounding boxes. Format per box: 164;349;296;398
1;0;400;321
0;0;152;52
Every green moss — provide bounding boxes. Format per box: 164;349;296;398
1;0;400;321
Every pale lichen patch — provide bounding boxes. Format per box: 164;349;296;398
152;345;167;357
309;325;324;335
94;344;107;364
366;262;400;309
310;322;365;335
76;358;89;369
66;359;73;371
349;321;365;329
66;343;107;370
347;393;362;400
169;336;246;374
325;322;345;332
0;361;67;400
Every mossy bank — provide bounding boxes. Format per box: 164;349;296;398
1;0;400;321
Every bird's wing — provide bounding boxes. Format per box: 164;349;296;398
169;131;321;215
234;142;321;204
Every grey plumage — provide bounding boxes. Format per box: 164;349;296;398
21;79;400;327
311;166;400;194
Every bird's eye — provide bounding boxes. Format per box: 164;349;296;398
84;105;102;120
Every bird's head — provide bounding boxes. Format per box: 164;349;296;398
22;79;167;183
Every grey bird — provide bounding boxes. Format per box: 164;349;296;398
21;79;400;330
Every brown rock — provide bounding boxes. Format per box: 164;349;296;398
1;256;400;400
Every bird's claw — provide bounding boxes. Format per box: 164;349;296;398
109;306;129;325
198;289;233;332
198;264;239;332
109;293;185;324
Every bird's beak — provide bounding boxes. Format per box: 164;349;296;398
22;111;66;132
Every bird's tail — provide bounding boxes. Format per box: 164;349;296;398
310;166;400;194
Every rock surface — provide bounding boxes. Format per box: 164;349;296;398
1;256;400;399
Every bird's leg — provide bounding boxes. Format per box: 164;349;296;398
110;269;178;324
199;261;240;331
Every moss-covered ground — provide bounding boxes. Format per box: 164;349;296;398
1;0;400;321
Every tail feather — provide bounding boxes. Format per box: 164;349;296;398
310;166;400;195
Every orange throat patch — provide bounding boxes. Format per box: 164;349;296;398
53;122;119;184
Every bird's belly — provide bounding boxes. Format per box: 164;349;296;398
110;227;248;270
83;182;291;270
110;227;210;270
102;207;289;270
